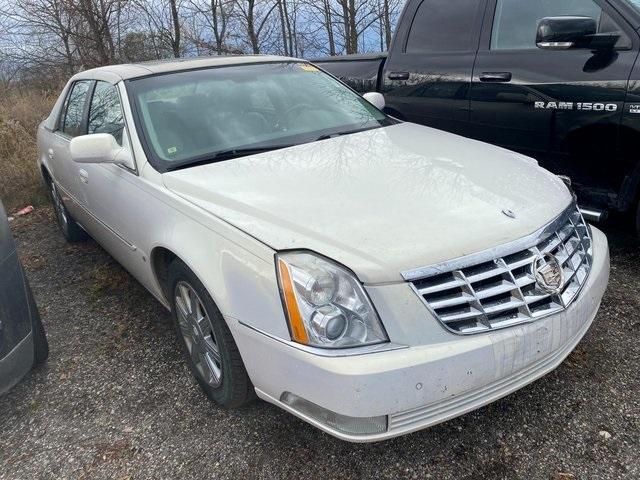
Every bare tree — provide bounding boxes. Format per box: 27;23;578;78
0;0;405;83
382;0;392;49
321;0;336;55
132;0;184;58
169;0;181;56
336;0;382;54
70;0;121;65
276;0;288;55
3;0;77;73
186;0;236;54
235;0;277;54
303;0;336;55
274;0;296;55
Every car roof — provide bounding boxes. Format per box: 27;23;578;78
71;55;304;83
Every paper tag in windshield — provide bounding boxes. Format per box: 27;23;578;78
300;64;319;72
167;146;177;155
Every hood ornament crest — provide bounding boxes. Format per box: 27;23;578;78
533;253;565;294
502;209;516;219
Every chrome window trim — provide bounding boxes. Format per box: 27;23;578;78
114;80;139;176
401;202;576;281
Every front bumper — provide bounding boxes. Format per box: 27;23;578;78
234;227;610;442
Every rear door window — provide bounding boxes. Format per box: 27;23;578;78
61;80;92;137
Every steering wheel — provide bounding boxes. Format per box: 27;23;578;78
281;103;314;127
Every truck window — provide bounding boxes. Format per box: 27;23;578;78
491;0;602;50
405;0;482;53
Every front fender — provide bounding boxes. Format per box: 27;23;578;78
146;209;290;342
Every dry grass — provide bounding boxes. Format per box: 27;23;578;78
0;87;59;212
87;260;133;299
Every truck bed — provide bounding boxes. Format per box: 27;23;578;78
309;53;387;93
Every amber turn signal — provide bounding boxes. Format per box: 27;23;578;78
278;258;309;344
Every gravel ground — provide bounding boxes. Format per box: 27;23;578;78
0;207;638;480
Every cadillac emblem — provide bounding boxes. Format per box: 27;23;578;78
533;253;565;294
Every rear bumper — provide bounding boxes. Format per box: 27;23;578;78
0;332;34;396
234;228;609;442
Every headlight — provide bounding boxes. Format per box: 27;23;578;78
276;251;388;348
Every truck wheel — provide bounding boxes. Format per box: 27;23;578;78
168;259;254;408
50;182;88;243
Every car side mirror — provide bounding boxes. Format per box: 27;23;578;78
363;92;385;110
70;133;134;169
536;16;601;50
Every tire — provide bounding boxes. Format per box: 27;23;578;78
25;277;48;365
168;259;253;408
49;181;88;243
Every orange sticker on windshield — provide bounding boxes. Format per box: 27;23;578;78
300;64;319;72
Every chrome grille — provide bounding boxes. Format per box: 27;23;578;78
407;205;592;335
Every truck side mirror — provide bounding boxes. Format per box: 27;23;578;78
536;16;599;50
363;92;385;111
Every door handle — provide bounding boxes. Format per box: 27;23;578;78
479;72;512;83
79;169;89;184
47;148;54;160
388;71;410;81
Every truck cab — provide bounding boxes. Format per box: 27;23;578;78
313;0;640;231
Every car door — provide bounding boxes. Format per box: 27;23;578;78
381;0;487;134
49;80;94;222
77;80;154;287
469;0;639;198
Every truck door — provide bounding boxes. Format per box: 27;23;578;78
381;0;486;135
469;0;638;202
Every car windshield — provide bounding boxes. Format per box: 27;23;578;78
127;61;391;171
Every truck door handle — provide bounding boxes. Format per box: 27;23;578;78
47;148;54;160
388;71;410;81
479;72;512;83
79;169;89;184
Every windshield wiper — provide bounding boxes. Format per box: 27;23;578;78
166;144;296;171
314;126;380;142
165;126;382;172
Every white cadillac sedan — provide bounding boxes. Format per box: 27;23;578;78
37;56;609;442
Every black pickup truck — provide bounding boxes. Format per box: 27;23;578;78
312;0;640;233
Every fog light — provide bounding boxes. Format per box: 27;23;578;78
280;392;387;436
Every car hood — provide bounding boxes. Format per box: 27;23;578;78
163;123;572;283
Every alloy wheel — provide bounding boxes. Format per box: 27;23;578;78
174;281;223;387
